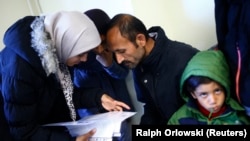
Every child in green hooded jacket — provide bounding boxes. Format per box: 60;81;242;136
168;50;250;125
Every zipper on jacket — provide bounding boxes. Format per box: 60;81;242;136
235;42;241;103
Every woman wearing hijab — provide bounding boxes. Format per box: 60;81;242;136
0;11;130;141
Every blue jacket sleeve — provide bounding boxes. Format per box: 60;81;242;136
103;61;129;79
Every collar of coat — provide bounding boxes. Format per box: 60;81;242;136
30;16;59;76
30;16;77;121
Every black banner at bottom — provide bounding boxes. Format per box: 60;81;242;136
132;125;250;140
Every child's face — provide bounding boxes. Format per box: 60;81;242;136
191;81;225;113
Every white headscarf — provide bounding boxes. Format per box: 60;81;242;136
44;11;101;63
38;11;101;121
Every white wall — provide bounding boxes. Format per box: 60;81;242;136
37;0;216;50
0;0;216;51
38;0;134;18
0;0;41;49
0;0;217;124
132;0;216;50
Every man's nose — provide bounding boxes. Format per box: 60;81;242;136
115;54;124;64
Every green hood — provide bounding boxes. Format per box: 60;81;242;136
180;50;231;103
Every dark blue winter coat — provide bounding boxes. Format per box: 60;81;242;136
133;26;199;124
214;0;250;116
0;16;104;141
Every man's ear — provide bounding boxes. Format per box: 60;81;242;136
136;34;146;47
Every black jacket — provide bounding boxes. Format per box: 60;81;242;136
133;26;199;124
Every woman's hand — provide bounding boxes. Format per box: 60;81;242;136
76;128;96;141
101;94;130;111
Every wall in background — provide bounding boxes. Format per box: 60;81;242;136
0;0;216;50
132;0;216;50
0;0;41;49
38;0;134;18
37;0;216;50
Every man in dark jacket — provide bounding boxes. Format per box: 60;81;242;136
105;14;199;124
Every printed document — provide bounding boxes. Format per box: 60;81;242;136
44;111;136;140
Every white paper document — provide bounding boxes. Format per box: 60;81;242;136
44;111;136;140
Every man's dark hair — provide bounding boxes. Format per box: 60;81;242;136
107;14;149;45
